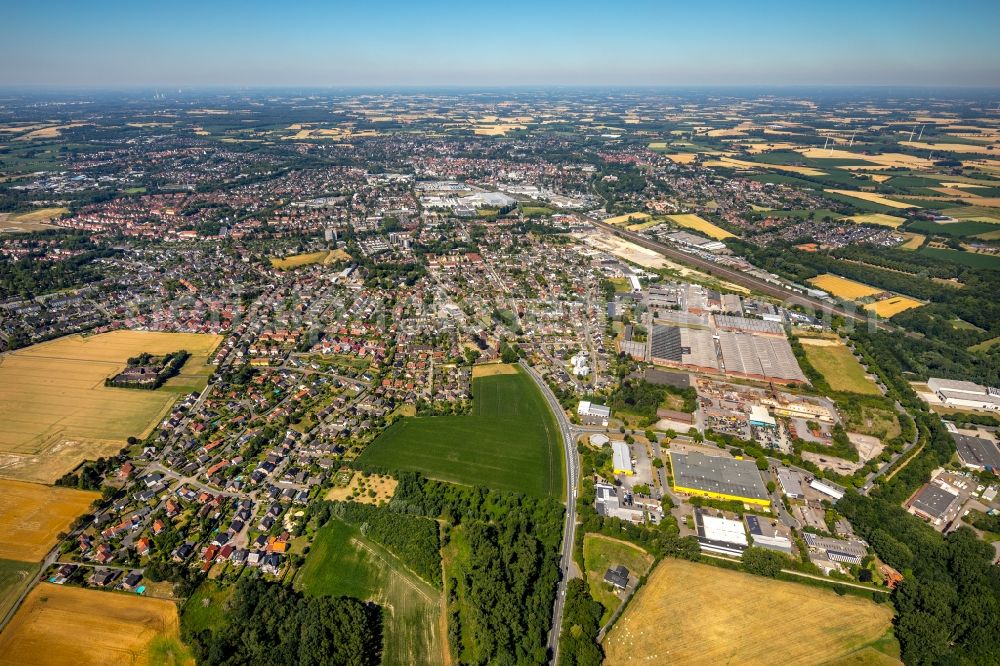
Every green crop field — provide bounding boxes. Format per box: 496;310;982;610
906;219;998;238
296;519;445;666
0;558;36;622
582;534;653;624
356;369;563;498
918;247;1000;269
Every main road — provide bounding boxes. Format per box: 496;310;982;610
521;360;580;665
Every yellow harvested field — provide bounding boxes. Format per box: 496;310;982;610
0;584;182;666
900;233;926;250
270;249;350;269
0;331;222;484
826;189;919;209
667;213;735;240
626;219;661;231
809;274;883;300
13;123;88;141
902;141;998;155
471;362;519;378
707;156;826;176
473;123;526;136
797;148;933;169
604;559;896;666
604;212;651;227
843;213;907;228
9;207;69;223
665;153;698;164
325;472;398;505
865;297;923;318
0;480;98;561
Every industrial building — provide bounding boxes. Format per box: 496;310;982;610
745;515;793;554
648;324;719;372
776;467;806;499
694;509;749;556
953;433;1000;472
713;315;784;336
717;331;806;384
594;482;646;523
748;405;776;428
927;378;1000;412
803;533;867;566
612;440;634;476
809;478;845;501
669;451;770;506
577;400;611;425
908;482;961;528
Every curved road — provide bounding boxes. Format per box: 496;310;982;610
521;361;580;664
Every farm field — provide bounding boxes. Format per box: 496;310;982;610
582;534;653;624
604;559;897;666
706;156;826;176
843;213;907;228
0;583;183;666
0;207;67;232
296;519;445;666
0;480;98;561
666;213;736;240
0;331;221;483
809;273;882;300
470;362;518;378
270;249;341;269
800;338;880;395
899;233;926;250
918;247;1000;269
825;189;919;209
0;558;37;621
604;212;651;226
356;368;563;499
865;296;924;318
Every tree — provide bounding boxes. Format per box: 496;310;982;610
741;547;787;578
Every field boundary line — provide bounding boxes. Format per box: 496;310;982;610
348;536;438;605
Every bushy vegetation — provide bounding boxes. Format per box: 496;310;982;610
185;577;382;666
557;578;604;666
392;472;564;664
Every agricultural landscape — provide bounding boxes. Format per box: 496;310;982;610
0;55;999;666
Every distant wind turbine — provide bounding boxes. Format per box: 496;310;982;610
917;125;925;141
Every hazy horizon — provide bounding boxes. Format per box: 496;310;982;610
3;1;999;88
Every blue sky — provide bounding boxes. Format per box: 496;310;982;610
3;1;999;87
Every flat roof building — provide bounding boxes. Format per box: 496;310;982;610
928;378;1000;412
612;440;633;476
776;467;806;499
908;483;960;528
669;451;770;506
695;509;749;556
749;405;777;428
745;515;793;554
953;433;1000;472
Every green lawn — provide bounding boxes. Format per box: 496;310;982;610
296;519;444;666
802;342;880;395
582;534;654;624
181;580;233;635
0;559;37;622
357;369;563;499
906;219;998;238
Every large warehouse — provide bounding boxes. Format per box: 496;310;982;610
953;433;1000;472
669;451;771;506
717;331;806;384
648;324;720;372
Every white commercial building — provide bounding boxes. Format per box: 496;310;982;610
612;440;634;476
927;378;1000;412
